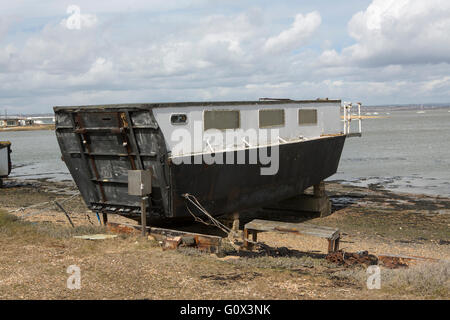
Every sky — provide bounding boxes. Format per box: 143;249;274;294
1;0;450;114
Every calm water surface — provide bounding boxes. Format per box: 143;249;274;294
0;130;69;181
1;108;449;197
332;109;450;197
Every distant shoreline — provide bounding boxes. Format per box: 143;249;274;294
0;124;55;132
340;115;387;120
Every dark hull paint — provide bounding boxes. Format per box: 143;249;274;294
169;135;346;218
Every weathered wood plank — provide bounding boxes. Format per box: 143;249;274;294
107;222;223;245
244;219;339;240
246;219;337;232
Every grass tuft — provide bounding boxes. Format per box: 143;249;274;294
0;210;106;240
328;261;450;298
382;261;450;298
223;255;330;271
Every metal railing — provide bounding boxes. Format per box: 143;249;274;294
342;102;362;137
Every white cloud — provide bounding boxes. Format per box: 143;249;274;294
1;1;450;113
422;76;450;92
318;49;344;67
0;16;18;41
341;0;450;66
309;0;450;102
60;14;98;30
264;12;321;53
1;0;209;18
1;8;297;111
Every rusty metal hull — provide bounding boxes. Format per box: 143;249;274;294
170;135;346;218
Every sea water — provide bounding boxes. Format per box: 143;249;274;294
333;108;450;197
1;108;449;197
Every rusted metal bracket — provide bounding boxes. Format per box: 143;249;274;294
377;254;440;269
116;112;137;170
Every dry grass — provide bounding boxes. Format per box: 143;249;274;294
0;210;357;300
381;262;450;298
0;210;105;241
221;255;329;271
1;177;449;300
329;262;449;299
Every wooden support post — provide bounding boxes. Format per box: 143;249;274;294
252;230;257;243
328;239;334;253
334;237;340;252
243;228;249;248
141;196;148;237
128;169;152;238
102;213;108;226
314;181;326;198
232;212;240;232
243;229;257;250
327;236;340;253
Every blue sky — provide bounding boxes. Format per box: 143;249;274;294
1;0;450;114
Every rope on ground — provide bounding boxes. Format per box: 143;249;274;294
10;193;80;219
182;193;234;235
8;200;54;213
7;192;79;214
182;193;253;251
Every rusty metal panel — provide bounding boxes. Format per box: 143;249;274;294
54;107;171;218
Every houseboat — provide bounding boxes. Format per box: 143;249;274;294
54;99;361;223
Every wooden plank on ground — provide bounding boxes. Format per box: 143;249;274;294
107;222;223;247
244;219;340;240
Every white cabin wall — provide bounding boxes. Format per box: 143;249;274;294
320;105;342;135
153;102;342;156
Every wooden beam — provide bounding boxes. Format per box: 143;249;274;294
244;219;340;240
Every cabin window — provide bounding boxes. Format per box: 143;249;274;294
171;114;188;125
298;109;318;125
204;110;240;130
259;109;285;128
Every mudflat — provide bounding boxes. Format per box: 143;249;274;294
0;179;448;299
